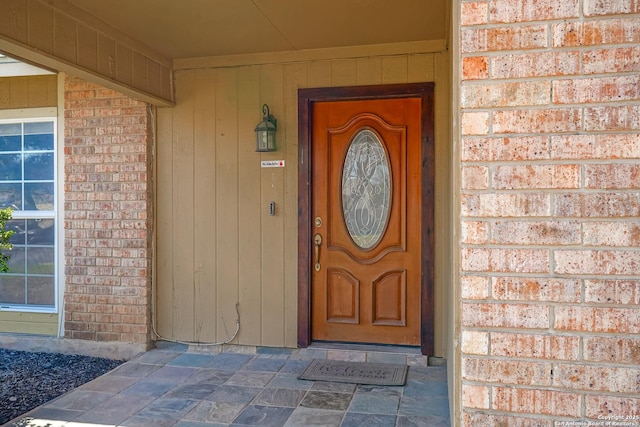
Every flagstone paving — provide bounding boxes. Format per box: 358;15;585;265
4;342;450;427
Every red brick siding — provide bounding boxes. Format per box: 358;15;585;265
63;76;152;344
459;1;640;424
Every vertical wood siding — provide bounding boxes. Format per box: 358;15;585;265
0;0;172;104
157;51;451;353
0;75;57;109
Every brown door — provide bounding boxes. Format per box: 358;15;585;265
310;97;423;346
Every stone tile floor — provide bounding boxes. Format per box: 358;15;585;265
4;342;450;427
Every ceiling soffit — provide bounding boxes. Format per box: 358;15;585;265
0;0;448;105
64;0;448;59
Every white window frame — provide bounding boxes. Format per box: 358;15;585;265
0;107;58;314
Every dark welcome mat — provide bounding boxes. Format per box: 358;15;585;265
298;359;408;386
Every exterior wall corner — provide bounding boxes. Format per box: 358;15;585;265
62;75;153;346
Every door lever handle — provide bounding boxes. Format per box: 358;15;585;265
314;233;323;272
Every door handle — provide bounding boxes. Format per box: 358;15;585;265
314;233;323;272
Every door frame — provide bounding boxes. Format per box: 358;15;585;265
297;83;435;355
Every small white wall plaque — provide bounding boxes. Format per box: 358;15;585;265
261;160;285;168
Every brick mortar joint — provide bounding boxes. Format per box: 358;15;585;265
461;296;640;306
461;347;640;362
461;381;640;399
459;16;640;31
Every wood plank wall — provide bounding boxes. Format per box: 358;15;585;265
156;50;451;354
0;0;172;105
0;75;57;109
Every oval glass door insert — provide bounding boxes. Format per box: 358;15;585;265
341;129;391;249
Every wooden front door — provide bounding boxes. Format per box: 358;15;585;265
298;84;434;352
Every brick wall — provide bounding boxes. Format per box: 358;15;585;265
459;1;640;424
63;76;153;345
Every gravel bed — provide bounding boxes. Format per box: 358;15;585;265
0;348;124;425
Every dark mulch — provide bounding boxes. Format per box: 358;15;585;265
0;349;124;425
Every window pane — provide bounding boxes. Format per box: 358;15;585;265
27;247;54;275
27;219;55;245
24;122;53;135
25;183;54;211
0;123;21;152
0;153;22;180
6;220;26;245
0;135;21;152
27;276;54;305
24;133;54;151
24;153;54;180
4;246;25;274
0;275;25;305
24;122;54;151
0;183;22;210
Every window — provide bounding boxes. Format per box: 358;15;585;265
0;118;57;311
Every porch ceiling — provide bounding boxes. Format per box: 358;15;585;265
65;0;449;60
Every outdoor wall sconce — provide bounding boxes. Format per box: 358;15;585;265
255;104;277;152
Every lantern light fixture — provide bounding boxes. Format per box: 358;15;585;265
255;104;277;152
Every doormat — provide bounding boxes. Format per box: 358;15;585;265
298;359;408;386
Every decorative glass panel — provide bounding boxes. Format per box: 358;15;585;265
342;129;391;249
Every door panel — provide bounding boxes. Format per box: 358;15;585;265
372;270;406;326
326;268;359;324
311;98;422;346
